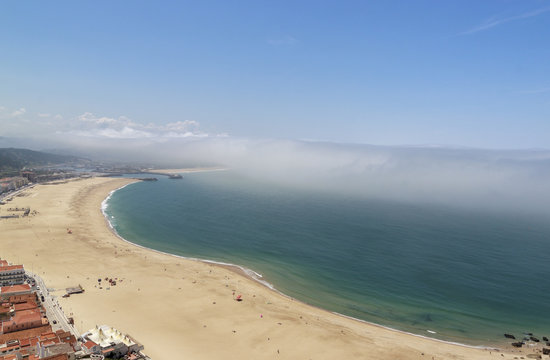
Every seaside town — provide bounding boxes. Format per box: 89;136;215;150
0;166;182;205
0;258;151;360
0;151;184;359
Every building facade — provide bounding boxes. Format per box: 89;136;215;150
0;261;25;287
82;325;144;358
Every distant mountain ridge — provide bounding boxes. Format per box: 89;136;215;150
0;148;82;172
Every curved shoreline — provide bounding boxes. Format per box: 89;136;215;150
101;178;501;351
101;181;277;291
3;176;533;359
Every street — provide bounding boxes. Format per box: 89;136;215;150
25;270;80;339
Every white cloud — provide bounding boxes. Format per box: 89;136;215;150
165;131;209;138
162;120;200;132
1;106;219;141
74;126;153;139
462;6;550;35
69;112;210;139
78;112;120;126
0;104;218;140
11;108;26;117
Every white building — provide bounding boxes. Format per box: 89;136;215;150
82;325;144;358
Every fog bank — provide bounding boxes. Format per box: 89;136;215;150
3;135;549;215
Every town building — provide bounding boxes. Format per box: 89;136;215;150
0;329;77;360
1;309;48;334
80;340;101;355
81;325;144;358
0;290;48;336
0;285;32;299
0;177;29;195
0;261;25;288
0;260;150;359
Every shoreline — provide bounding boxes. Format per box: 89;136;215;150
102;176;500;350
100;178;274;288
0;177;534;359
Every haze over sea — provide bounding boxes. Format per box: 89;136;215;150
104;171;550;346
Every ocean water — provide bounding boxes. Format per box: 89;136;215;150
104;171;550;345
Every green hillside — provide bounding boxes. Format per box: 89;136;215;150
0;148;81;172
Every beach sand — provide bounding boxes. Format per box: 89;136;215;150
0;177;532;359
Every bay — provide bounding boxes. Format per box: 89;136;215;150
104;171;550;345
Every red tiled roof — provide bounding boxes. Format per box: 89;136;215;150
14;300;38;312
19;338;30;347
1;344;20;352
0;285;31;294
82;340;98;349
12;309;41;323
0;325;52;343
0;265;23;272
8;294;36;304
39;332;56;340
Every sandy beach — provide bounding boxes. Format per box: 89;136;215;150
0;177;533;359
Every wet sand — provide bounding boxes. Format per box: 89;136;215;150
0;177;532;359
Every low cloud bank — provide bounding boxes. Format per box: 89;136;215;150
175;139;550;215
5;134;548;215
1;105;548;215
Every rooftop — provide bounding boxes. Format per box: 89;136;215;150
0;285;31;295
4;308;42;325
0;265;24;272
82;340;98;350
0;325;52;344
84;325;136;348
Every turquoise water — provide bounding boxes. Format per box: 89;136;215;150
105;171;550;345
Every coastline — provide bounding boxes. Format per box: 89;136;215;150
102;180;493;350
100;179;276;290
0;177;534;359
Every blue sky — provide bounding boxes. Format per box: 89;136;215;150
1;0;549;148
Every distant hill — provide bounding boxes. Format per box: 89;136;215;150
0;148;82;172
